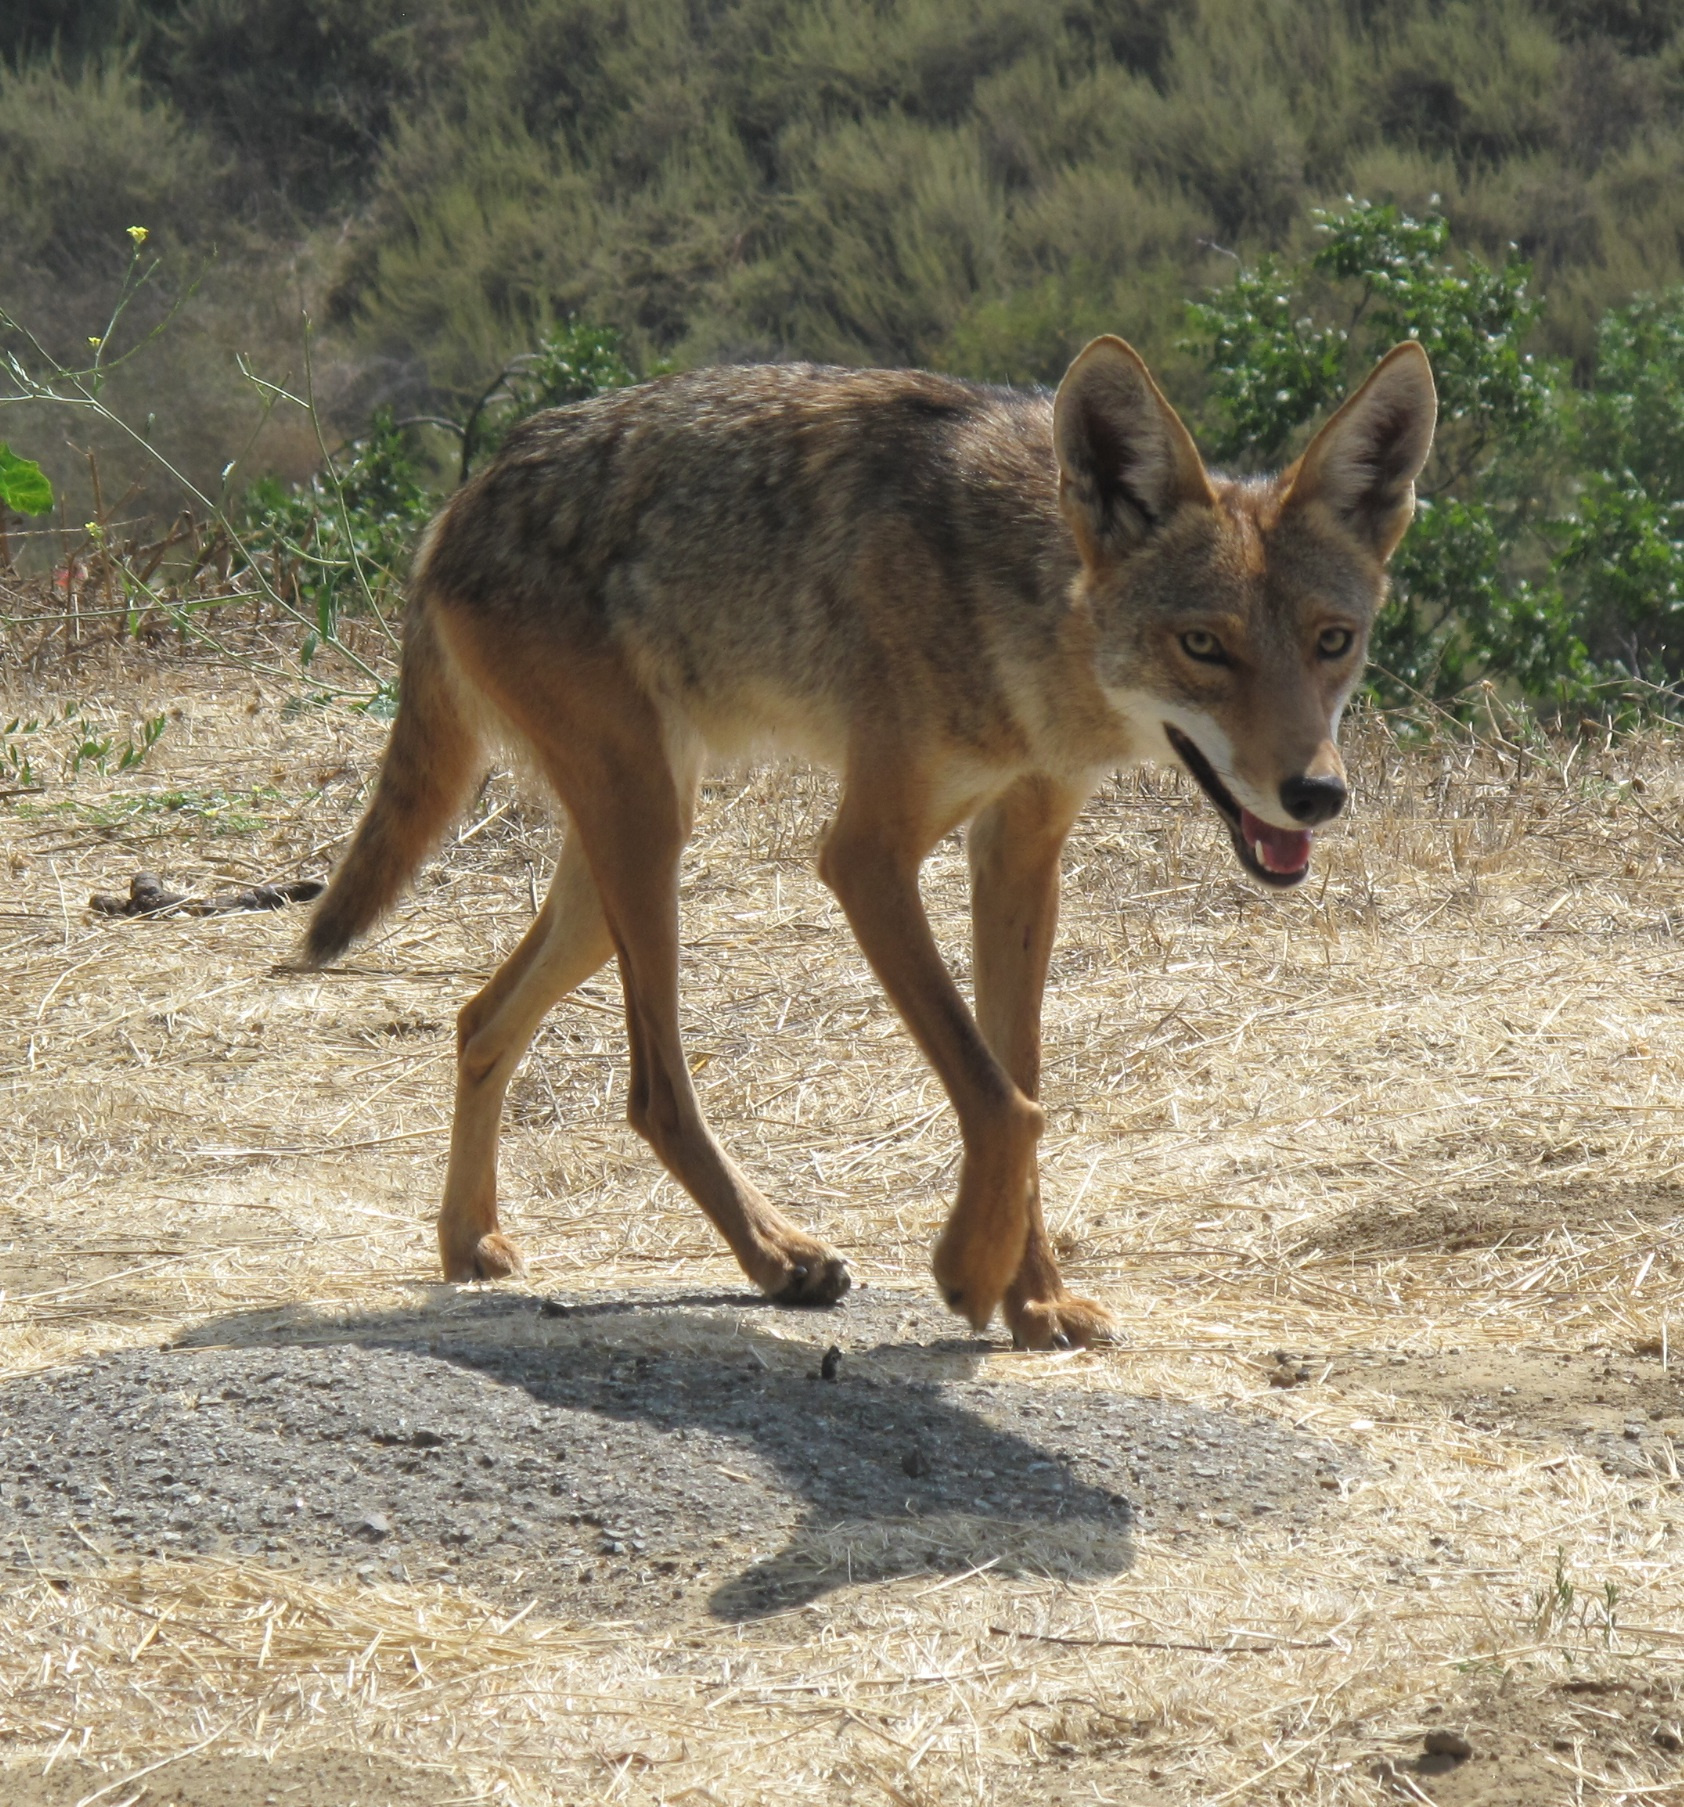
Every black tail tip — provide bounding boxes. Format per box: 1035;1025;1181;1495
300;910;356;970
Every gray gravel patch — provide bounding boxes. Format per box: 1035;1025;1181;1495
0;1287;1341;1620
3;1750;455;1807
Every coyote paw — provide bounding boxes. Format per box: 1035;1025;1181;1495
772;1250;852;1307
1006;1293;1117;1351
441;1231;527;1283
932;1221;1030;1332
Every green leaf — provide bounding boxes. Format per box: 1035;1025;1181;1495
0;443;53;516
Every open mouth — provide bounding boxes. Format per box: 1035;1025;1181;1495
1161;724;1312;888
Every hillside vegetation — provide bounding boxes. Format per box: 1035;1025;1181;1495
5;1;1684;708
10;2;1684;394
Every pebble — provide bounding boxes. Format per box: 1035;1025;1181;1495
1423;1728;1473;1759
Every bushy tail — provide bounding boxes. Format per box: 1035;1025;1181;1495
302;600;483;967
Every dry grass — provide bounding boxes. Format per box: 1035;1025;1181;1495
1;645;1682;1804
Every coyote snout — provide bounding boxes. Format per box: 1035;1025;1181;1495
304;334;1434;1347
1280;769;1347;826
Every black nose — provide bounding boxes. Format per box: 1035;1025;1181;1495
1279;774;1347;825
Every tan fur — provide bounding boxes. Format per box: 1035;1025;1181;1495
303;339;1436;1347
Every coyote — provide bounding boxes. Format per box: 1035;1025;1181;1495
304;337;1435;1348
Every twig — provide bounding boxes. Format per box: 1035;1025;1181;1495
986;1625;1333;1654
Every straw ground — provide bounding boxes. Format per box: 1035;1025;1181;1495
1;635;1682;1805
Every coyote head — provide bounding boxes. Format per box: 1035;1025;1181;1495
1053;336;1437;886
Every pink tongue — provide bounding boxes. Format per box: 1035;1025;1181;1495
1240;808;1312;874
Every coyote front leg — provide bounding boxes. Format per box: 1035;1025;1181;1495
969;776;1116;1349
819;765;1043;1331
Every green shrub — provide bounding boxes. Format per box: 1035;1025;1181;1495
1554;289;1684;686
16;0;1684;412
140;0;456;215
460;319;639;477
0;58;218;282
1;0;141;67
240;408;433;656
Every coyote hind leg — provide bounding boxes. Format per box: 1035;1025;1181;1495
439;829;614;1280
969;776;1115;1349
559;730;850;1305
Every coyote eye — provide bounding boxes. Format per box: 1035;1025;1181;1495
1180;629;1226;664
1317;626;1355;659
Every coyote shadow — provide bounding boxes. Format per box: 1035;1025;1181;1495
174;1285;1140;1617
1;1287;1331;1621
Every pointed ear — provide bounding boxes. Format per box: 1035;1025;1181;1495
1284;341;1437;561
1053;335;1215;566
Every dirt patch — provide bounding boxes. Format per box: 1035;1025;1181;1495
0;1287;1341;1622
4;1749;464;1807
1308;1176;1684;1477
974;1667;1684;1805
1306;1176;1684;1260
1367;1672;1684;1805
1330;1344;1684;1477
0;1212;206;1307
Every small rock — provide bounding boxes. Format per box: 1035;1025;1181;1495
1625;1423;1645;1441
901;1446;930;1478
1654;1726;1683;1753
820;1346;842;1382
1423;1728;1473;1760
356;1512;392;1540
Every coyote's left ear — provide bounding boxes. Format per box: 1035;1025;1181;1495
1284;342;1437;562
1054;335;1215;566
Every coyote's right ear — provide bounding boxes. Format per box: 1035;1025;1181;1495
1284;341;1437;562
1054;336;1214;566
